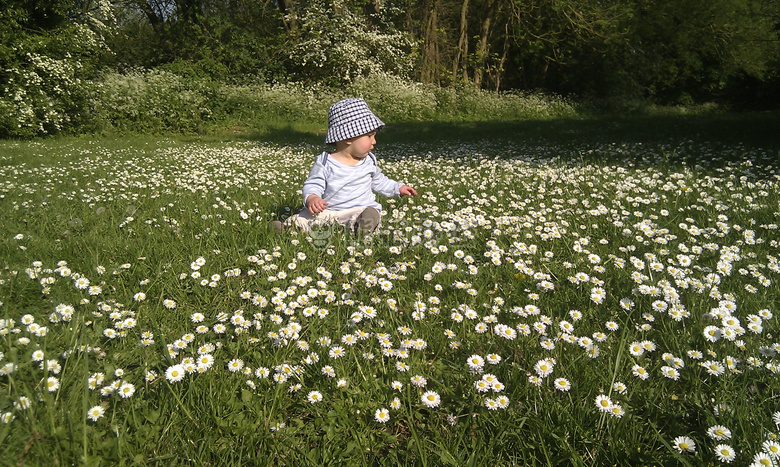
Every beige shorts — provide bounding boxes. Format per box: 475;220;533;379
286;206;379;233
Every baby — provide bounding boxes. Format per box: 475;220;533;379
272;98;417;236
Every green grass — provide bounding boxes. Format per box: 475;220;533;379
1;114;779;465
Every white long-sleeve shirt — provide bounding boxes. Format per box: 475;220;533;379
301;151;402;211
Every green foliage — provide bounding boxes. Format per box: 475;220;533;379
622;0;780;103
108;0;288;80
508;0;635;96
2;0;779;138
507;0;780;103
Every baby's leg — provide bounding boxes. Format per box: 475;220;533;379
329;207;370;233
281;207;378;236
284;208;316;232
355;207;381;236
284;207;362;233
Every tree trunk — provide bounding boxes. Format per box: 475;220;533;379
494;22;510;91
277;0;298;34
421;0;441;84
363;0;382;27
133;0;165;32
473;0;497;88
452;0;470;84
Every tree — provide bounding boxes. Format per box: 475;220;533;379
503;0;779;103
503;0;632;95
110;0;288;78
625;0;780;103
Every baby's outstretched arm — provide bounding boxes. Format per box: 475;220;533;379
399;185;417;197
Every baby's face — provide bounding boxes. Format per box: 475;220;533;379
348;131;377;157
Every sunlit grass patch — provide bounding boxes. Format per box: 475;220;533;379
0;132;779;464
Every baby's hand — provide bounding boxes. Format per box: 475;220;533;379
306;195;329;214
399;185;417;197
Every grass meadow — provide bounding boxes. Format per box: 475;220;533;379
1;114;779;465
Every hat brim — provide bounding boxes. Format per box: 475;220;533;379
325;117;385;144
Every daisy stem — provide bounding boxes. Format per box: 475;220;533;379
351;352;368;382
600;328;628;433
264;384;285;432
404;391;427;466
110;398;122;459
82;351;88;465
163;381;200;428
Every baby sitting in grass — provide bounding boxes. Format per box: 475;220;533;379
271;98;417;237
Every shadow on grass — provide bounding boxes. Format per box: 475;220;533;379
236;111;780;153
384;112;780;150
234;124;324;146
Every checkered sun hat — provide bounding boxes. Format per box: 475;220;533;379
325;98;384;144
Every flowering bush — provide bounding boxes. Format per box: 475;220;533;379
434;86;579;121
286;0;414;85
347;73;439;121
91;69;216;134
85;70;581;135
0;27;102;137
214;80;339;125
0;2;114;137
